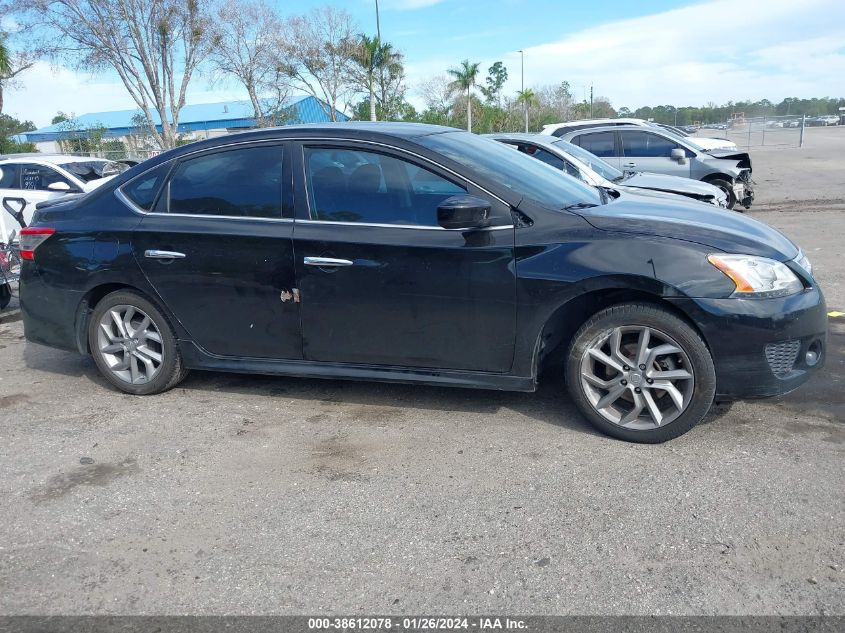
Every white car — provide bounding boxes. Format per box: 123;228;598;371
0;155;127;242
541;118;738;151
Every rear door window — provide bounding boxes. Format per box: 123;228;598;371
18;164;74;191
166;145;283;218
572;132;616;157
620;131;681;158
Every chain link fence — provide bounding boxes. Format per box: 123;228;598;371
697;114;839;149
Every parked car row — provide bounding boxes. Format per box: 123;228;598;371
17;123;826;444
538;120;754;210
487;133;728;208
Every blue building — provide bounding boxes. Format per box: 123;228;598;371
17;96;349;150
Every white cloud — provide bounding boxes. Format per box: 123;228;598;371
492;0;845;108
379;0;444;9
403;0;845;110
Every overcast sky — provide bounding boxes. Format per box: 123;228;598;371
6;0;845;128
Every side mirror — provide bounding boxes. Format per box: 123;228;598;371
437;195;491;230
47;181;73;192
670;148;687;164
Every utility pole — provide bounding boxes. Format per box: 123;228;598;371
518;50;526;133
589;83;593;118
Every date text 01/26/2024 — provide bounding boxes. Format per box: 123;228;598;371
308;617;528;630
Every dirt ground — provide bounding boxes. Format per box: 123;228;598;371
0;131;843;616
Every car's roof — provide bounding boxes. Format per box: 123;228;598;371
543;118;648;131
226;121;457;141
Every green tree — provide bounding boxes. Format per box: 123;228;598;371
0;113;37;153
353;34;397;122
516;88;536;132
480;61;507;106
447;59;480;132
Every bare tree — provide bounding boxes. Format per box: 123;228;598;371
28;0;214;148
209;0;287;126
277;6;358;122
0;5;38;114
417;74;452;118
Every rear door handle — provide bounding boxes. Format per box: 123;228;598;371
145;249;186;259
624;162;637;167
303;257;353;267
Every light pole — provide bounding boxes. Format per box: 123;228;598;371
518;50;526;132
375;0;381;40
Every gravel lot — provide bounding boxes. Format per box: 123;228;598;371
0;129;843;616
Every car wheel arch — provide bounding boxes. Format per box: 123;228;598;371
74;283;170;354
530;287;712;378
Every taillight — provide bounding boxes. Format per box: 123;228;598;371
19;228;56;261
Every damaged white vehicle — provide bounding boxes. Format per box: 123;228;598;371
0;155;128;241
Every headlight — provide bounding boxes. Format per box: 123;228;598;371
794;250;812;276
707;254;803;298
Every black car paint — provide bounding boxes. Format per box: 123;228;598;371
20;123;826;401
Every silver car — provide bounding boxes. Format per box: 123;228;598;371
547;125;754;209
489;133;728;208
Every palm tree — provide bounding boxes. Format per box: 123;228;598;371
354;34;395;122
0;37;13;114
447;60;480;132
516;88;537;133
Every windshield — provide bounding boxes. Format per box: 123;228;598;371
647;126;705;152
551;140;623;181
418;131;602;209
658;124;689;137
59;160;127;183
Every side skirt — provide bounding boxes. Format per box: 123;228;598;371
179;341;537;393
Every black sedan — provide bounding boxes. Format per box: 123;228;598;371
19;123;826;443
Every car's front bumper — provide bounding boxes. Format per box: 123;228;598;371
668;287;827;400
733;181;754;208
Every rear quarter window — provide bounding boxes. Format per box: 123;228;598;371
121;162;172;211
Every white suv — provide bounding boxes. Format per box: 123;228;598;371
541;118;738;151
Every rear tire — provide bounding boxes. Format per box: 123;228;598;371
0;284;10;310
565;303;716;443
88;290;188;395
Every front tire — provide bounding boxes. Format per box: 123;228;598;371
565;303;716;443
708;178;737;210
88;290;188;395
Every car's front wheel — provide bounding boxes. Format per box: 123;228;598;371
566;303;716;443
88;290;188;395
708;178;737;210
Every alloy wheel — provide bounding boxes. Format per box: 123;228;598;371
96;304;164;385
579;325;695;429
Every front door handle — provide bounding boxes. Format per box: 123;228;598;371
624;162;637;168
303;257;353;267
145;249;186;259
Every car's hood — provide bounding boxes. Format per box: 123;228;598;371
576;191;798;261
703;149;752;171
691;136;737;151
620;172;722;197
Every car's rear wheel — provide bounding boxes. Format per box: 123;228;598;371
0;284;10;310
708;178;737;210
565;303;716;443
88;290;188;395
